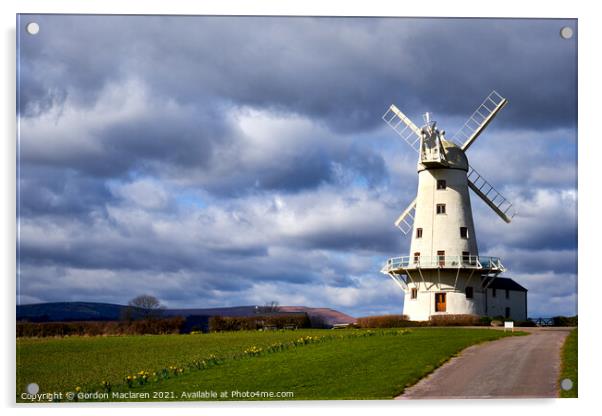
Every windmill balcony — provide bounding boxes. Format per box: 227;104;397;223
381;255;505;274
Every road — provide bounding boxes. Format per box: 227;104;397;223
398;328;573;399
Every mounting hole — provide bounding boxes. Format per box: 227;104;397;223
26;383;40;395
26;22;40;35
560;378;573;391
560;26;573;40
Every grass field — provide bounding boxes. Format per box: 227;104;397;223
559;328;578;398
17;329;327;394
17;328;521;402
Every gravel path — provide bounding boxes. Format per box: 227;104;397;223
398;328;572;399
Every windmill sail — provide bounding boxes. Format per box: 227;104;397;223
467;166;516;223
382;105;422;152
383;95;516;229
453;91;508;151
393;198;417;234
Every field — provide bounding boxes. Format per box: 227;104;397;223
559;328;578;398
17;328;521;402
17;329;328;395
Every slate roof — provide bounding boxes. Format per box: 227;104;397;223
482;277;528;292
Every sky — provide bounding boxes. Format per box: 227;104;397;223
16;15;577;318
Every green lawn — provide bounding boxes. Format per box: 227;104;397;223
17;329;327;394
17;327;522;402
559;328;578;398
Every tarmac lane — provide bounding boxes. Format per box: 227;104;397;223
398;327;573;399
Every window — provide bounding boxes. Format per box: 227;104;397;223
460;227;468;239
505;289;510;299
492;288;497;298
435;293;446;312
416;228;423;238
505;307;511;319
436;204;446;214
462;251;470;264
411;288;418;299
437;179;447;190
437;250;445;267
413;252;420;264
465;286;474;299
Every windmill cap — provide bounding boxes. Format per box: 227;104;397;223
417;139;469;172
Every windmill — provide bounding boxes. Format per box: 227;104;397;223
380;91;523;321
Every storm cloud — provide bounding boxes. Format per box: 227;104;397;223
17;15;577;317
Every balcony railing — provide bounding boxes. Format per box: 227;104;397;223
381;255;505;273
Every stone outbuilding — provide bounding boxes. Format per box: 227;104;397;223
482;277;528;321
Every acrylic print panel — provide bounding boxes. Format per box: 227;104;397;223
16;15;578;402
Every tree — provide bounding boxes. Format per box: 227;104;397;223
125;294;165;320
256;301;281;314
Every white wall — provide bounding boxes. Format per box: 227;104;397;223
403;290;487;321
402;270;486;320
410;168;479;259
400;271;527;321
400;148;524;322
485;288;527;321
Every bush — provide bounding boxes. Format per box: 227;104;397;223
357;314;493;328
552;316;578;326
16;317;185;338
479;316;492;326
208;314;311;332
356;315;411;328
429;314;482;326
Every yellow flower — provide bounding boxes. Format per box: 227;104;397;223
75;386;81;392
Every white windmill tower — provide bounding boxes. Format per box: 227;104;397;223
381;91;521;321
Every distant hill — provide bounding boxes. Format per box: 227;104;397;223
16;302;356;326
16;302;125;322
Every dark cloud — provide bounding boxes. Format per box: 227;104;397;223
18;166;115;218
19;80;389;199
19;16;576;131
